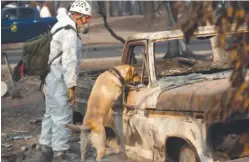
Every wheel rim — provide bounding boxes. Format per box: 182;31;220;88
179;145;196;162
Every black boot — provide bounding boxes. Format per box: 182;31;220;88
39;145;53;162
54;151;68;162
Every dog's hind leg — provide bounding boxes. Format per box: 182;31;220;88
90;127;106;162
80;130;89;162
95;148;105;162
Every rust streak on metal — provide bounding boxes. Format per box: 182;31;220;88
190;129;197;140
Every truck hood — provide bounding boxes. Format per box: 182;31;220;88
156;70;249;123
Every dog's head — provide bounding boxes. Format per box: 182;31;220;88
115;65;141;84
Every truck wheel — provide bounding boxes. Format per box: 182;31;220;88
179;144;198;162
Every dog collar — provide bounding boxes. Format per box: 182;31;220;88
108;68;126;87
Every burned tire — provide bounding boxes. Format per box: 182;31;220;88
179;144;198;162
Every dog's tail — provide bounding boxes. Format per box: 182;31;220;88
65;124;90;131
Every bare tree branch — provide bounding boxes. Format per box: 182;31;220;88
153;2;164;13
97;1;125;44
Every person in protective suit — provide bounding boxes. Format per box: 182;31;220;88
39;1;91;162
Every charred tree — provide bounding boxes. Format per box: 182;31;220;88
47;1;56;16
163;1;194;59
207;3;231;64
143;1;156;22
105;1;110;18
210;36;230;63
97;1;125;44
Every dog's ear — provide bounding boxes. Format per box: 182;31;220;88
125;66;135;82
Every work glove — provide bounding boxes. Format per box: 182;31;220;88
68;87;76;104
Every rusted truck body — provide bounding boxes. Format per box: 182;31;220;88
74;25;249;162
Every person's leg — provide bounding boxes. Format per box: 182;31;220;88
51;81;73;161
39;90;53;162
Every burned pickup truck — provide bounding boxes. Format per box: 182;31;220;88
74;25;249;162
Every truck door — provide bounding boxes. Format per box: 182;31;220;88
121;40;151;113
117;40;157;148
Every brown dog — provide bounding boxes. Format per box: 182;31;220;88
65;65;140;162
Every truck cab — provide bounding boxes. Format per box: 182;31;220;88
117;25;249;162
75;25;249;162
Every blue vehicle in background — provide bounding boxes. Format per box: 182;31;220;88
1;6;57;44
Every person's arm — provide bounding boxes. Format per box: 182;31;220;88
61;29;78;89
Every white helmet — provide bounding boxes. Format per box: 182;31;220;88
69;0;92;16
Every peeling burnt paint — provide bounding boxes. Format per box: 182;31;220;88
125;86;161;110
191;129;197;141
123;114;213;162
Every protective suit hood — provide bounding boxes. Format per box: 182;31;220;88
52;13;76;34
